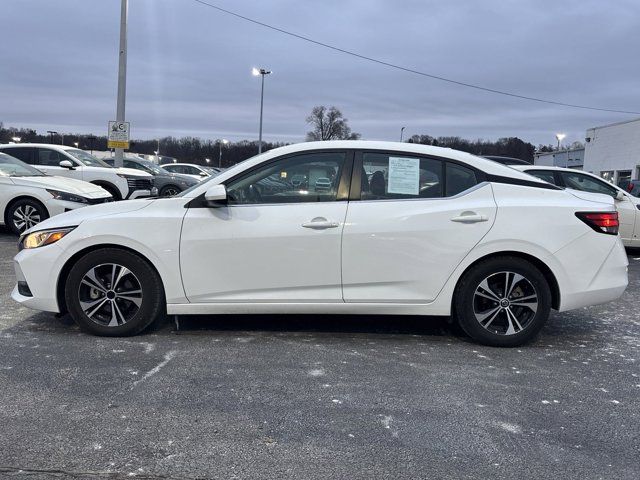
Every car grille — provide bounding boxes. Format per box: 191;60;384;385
127;178;154;191
87;197;114;205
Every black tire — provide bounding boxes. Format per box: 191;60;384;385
64;248;165;336
453;256;551;347
94;183;122;201
160;184;181;197
6;198;49;235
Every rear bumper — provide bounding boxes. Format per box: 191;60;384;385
557;237;628;311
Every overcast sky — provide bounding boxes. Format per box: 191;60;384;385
2;0;639;146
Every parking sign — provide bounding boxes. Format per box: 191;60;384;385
107;121;130;149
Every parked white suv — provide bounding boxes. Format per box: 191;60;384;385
0;144;155;200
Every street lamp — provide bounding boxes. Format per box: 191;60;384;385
205;158;211;164
400;127;406;142
11;136;21;143
73;142;79;147
252;67;271;154
47;130;58;143
218;138;229;167
555;133;566;151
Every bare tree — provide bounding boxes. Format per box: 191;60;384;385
306;106;360;141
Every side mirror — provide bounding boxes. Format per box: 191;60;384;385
615;191;625;201
59;160;75;170
204;184;227;206
200;171;209;177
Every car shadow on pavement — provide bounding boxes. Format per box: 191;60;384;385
12;310;464;341
8;309;608;349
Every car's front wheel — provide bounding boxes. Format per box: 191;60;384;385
454;256;551;347
160;184;181;197
6;198;49;235
64;248;165;336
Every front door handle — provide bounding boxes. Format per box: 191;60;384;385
302;217;340;230
450;212;488;223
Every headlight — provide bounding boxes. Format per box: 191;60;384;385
20;227;76;250
46;189;89;204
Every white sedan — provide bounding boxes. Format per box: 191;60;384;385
0;153;112;234
12;141;628;346
161;163;212;181
512;165;640;247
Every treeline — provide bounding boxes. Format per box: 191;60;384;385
407;135;536;162
0;123;285;167
2;123;541;166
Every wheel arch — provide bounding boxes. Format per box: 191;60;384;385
91;181;122;200
56;243;166;314
4;195;49;227
452;251;561;311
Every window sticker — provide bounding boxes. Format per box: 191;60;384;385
388;157;420;195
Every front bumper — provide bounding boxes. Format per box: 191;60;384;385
12;247;63;313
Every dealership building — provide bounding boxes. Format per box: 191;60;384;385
583;117;640;186
534;147;584;168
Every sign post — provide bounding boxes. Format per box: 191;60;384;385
108;121;130;150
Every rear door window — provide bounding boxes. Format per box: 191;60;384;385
1;147;35;164
360;152;478;200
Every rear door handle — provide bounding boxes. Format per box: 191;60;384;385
302;217;340;230
450;212;488;223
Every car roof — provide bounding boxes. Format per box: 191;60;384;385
512;165;579;172
483;155;532;165
206;141;546;187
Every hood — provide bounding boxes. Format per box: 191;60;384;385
167;172;200;185
23;198;156;234
565;188;615;206
114;167;153;177
11;175;111;198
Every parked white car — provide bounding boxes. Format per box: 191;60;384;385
0;152;112;234
512;165;640;248
0;144;156;201
12;141;628;346
161;163;211;181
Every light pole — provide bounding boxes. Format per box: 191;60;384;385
47;130;58;143
114;0;128;168
156;139;160;157
218;139;229;167
252;67;271;154
400;127;406;142
555;133;566;151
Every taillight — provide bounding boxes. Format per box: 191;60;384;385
575;212;619;235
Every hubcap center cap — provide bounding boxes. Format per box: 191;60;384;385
106;290;116;300
500;299;510;308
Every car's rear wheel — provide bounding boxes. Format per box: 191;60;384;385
6;198;49;235
454;256;551;347
64;248;165;336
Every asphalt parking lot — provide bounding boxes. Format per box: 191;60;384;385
0;230;638;480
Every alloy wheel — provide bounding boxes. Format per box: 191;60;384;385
473;271;538;335
78;263;143;327
163;186;180;197
13;204;41;232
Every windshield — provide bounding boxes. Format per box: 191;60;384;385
137;159;166;175
65;148;112;168
0;153;46;177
